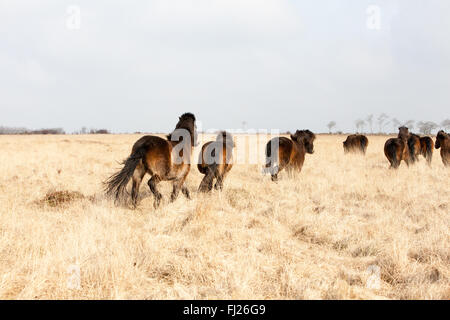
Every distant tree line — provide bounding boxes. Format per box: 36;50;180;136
326;115;450;135
73;126;110;134
0;126;111;135
0;126;65;135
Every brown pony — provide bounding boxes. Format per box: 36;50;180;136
104;113;197;208
197;131;234;192
435;130;450;166
264;130;315;181
419;136;434;165
384;126;412;169
343;134;368;154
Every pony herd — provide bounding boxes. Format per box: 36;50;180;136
105;113;449;209
384;126;448;169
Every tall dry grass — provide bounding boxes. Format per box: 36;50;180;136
0;134;448;299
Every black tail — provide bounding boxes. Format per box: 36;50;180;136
386;143;400;168
360;137;368;154
264;139;279;175
407;138;416;163
424;138;433;164
104;146;146;204
265;142;272;168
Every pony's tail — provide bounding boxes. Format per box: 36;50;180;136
386;143;400;168
424;138;433;164
360;137;368;154
263;140;278;175
407;138;417;163
265;142;271;168
104;147;146;204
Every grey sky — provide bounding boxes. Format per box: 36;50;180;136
1;0;449;133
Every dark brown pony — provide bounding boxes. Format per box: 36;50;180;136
435;130;450;166
343;134;368;154
419;136;434;165
197;131;234;192
264;130;315;181
384;126;412;169
104;113;197;209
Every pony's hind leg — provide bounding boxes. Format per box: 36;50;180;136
170;177;187;202
214;168;229;191
214;173;224;191
131;163;145;208
181;184;191;199
199;168;215;192
148;175;162;209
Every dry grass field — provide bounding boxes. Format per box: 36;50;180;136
0;133;448;299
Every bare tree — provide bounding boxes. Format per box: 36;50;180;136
391;118;401;133
366;114;374;133
326;121;336;133
89;128;110;134
441;119;450;131
404;120;415;131
417;121;438;135
355;119;365;133
377;113;389;133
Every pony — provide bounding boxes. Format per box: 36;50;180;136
419;136;434;165
104;112;197;209
384;126;412;169
435;130;450;167
343;134;368;154
264;130;315;181
197;131;234;192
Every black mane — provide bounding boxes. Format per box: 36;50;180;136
167;112;196;142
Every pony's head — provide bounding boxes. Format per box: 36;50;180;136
291;129;316;154
435;130;447;149
398;126;409;140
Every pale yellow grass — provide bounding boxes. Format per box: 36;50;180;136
0;134;448;299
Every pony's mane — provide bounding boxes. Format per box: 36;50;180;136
216;131;234;147
179;113;196;122
437;130;448;139
292;129;315;141
167;112;196;142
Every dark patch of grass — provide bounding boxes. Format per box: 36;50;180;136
40;190;85;207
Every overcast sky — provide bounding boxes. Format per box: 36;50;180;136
1;0;449;133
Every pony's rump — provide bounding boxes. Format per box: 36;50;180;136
197;131;235;192
420;136;434;164
343;134;368;154
384;138;400;168
408;133;421;163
